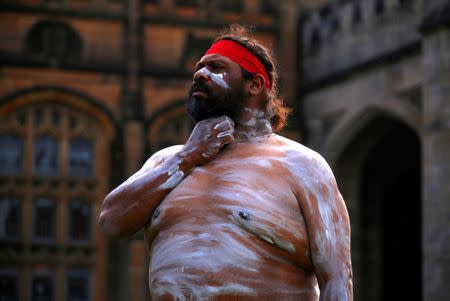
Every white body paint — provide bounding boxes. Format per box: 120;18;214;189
143;117;350;300
235;108;273;142
146;137;323;300
160;170;184;190
283;143;352;300
149;218;311;300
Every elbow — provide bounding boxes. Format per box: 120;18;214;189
98;210;123;239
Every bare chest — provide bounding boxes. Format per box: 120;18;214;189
146;154;312;268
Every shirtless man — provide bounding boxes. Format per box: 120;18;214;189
99;27;353;301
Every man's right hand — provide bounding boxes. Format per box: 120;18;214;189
182;116;235;166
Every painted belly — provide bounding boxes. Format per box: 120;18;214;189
148;221;315;300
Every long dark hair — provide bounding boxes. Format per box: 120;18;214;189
214;25;291;132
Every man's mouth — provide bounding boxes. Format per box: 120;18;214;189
190;83;210;99
191;90;208;98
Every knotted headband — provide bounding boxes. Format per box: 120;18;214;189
204;39;272;91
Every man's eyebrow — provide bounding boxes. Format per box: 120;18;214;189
195;61;205;70
195;57;228;70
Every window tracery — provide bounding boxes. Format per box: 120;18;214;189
0;100;108;301
148;105;194;154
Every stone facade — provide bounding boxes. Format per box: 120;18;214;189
420;3;450;300
301;0;450;300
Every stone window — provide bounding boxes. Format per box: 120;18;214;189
179;32;213;70
31;273;54;301
0;270;19;301
67;270;90;301
69;138;93;177
0;94;112;301
0;135;23;176
68;200;91;242
33;136;59;176
0;104;101;246
149;105;194;154
0;197;21;242
0;103;97;181
25;20;82;63
33;197;56;242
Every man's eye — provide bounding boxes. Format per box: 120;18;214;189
210;64;222;70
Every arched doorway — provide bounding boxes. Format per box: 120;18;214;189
334;115;421;301
360;117;421;301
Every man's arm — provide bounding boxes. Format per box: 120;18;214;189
294;154;353;301
98;116;235;239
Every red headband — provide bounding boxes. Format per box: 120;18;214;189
204;39;272;91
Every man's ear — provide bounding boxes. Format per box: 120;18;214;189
248;74;265;96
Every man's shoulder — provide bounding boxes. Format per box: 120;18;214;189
274;135;325;163
274;134;335;181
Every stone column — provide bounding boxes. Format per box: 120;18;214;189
279;0;301;104
122;0;148;300
420;3;450;301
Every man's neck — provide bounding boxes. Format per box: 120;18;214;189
234;108;273;142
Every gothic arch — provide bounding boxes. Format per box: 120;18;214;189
330;112;422;301
321;100;420;167
0;87;118;301
146;101;194;154
0;86;118;141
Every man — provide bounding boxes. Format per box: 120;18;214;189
99;27;353;301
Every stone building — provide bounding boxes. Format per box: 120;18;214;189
300;1;450;300
0;0;448;301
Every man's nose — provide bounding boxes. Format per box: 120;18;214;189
193;67;210;82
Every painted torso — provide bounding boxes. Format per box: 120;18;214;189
144;134;321;301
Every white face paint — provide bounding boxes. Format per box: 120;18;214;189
197;66;230;89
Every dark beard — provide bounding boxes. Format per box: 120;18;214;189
186;81;246;123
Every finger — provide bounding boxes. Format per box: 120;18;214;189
214;117;234;130
217;128;234;138
218;132;235;144
213;115;234;126
213;120;229;131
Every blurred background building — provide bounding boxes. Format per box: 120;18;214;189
0;0;449;300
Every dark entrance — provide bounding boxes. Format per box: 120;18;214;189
360;117;421;301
